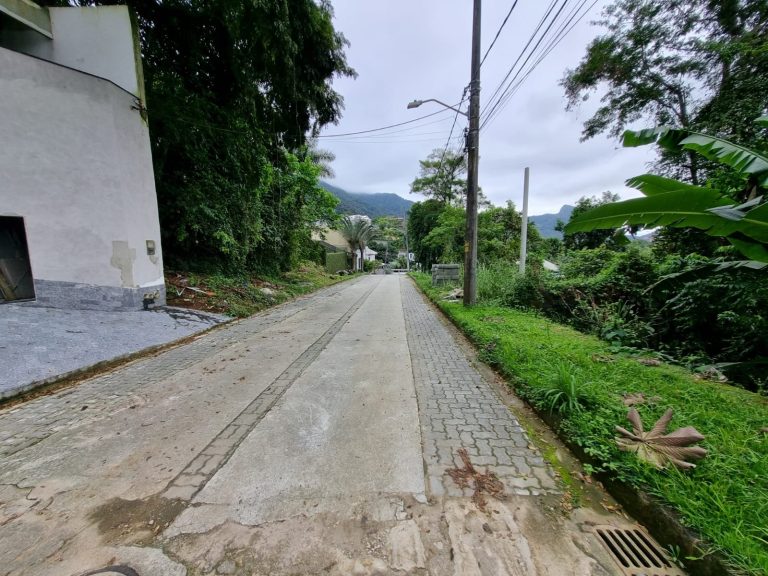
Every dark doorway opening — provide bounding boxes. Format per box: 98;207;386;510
0;216;35;302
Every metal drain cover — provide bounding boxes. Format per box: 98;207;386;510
592;525;685;576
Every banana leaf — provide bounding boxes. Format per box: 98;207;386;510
565;191;768;248
679;134;768;186
623;127;768;186
626;174;711;196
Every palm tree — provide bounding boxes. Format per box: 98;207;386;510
338;216;376;271
305;137;336;178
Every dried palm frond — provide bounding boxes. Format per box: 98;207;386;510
615;409;707;470
622;392;661;406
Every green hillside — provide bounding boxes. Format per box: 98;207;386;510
529;205;574;239
320;181;413;218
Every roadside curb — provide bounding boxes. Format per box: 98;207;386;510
0;315;237;407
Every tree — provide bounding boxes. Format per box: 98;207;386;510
39;0;355;273
338;216;376;271
422;205;466;264
410;149;468;205
408;200;448;271
556;192;622;250
370;216;405;263
562;0;768;184
565;118;768;266
304;137;336;179
478;202;542;263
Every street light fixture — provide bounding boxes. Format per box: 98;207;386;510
406;99;468;117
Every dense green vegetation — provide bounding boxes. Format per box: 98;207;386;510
412;273;768;575
467;246;767;391
563;0;768;184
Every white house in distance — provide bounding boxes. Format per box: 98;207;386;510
0;0;165;310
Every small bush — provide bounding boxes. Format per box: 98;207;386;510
537;360;590;414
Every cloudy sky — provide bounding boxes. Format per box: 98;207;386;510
317;0;657;216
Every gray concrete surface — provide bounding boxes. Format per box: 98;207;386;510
0;304;229;398
0;276;663;576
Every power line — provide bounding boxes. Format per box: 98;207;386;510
482;0;569;127
481;0;559;117
317;115;454;140
487;0;595;124
325;137;460;144
480;0;520;67
438;85;470;167
318;107;456;138
484;1;594;129
481;0;597;130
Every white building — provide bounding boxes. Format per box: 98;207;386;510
0;1;165;310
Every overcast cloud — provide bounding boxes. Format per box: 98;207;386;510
318;0;657;216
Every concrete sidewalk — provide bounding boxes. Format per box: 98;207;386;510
0;275;672;576
0;304;229;399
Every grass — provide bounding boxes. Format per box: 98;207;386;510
411;272;768;575
166;261;358;317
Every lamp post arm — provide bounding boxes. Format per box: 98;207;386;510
409;98;468;117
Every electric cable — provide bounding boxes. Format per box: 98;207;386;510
481;0;597;130
480;0;521;68
481;0;560;118
481;0;570;128
318;107;456;138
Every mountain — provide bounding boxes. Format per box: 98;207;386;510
320;181;414;218
529;205;574;239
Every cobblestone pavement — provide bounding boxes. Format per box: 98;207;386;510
401;278;559;497
0;304;229;399
0;280;357;459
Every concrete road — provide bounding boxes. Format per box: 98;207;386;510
0;275;656;576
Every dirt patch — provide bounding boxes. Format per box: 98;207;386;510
446;448;505;512
90;496;187;546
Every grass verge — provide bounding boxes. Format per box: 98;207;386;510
166;262;358;317
412;273;768;575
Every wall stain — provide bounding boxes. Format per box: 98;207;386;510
110;240;136;287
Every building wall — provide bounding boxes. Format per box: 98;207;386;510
0;45;164;310
0;5;142;97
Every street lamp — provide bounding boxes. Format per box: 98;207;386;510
406;99;468;118
405;3;480;308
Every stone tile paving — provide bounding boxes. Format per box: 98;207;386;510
0;281;356;458
400;278;559;497
0;305;230;399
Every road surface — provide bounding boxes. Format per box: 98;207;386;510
0;275;642;576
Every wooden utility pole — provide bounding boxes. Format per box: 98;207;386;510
463;0;481;306
519;167;529;274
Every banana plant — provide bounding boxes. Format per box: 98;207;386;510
565;117;768;265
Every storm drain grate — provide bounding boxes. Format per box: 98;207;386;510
593;525;685;576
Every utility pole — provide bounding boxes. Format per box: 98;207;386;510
463;0;481;306
519;167;529;274
403;216;411;272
